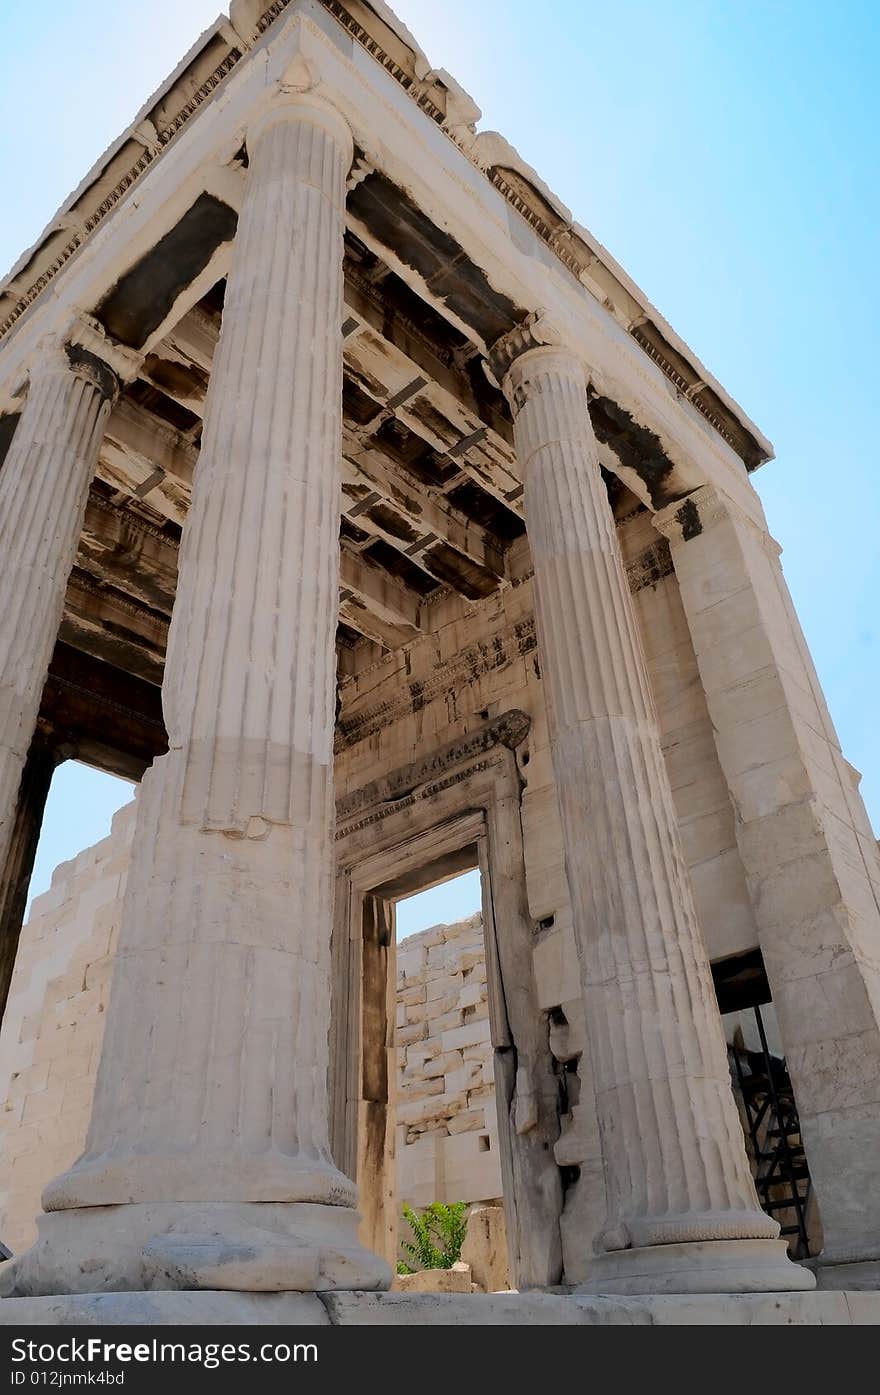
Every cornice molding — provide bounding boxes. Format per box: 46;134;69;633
335;614;537;750
0;49;243;342
335;709;529;835
653;484;781;557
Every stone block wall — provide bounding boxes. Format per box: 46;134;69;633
395;913;502;1210
0;802;133;1254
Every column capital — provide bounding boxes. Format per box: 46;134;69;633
486;310;570;393
33;317;141;405
653;484;781;558
247;91;354;173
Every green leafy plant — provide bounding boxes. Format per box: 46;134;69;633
397;1201;469;1274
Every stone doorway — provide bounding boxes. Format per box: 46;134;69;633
331;815;491;1268
373;853;490;1272
331;714;564;1289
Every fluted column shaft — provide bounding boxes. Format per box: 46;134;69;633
0;345;116;897
506;344;807;1291
45;97;356;1212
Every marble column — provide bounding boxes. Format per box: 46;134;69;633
0;328;124;949
6;94;389;1299
493;323;811;1294
655;485;880;1291
0;735;61;1020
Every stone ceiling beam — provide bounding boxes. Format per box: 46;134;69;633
153;298;523;549
61;570;167;686
339;550;423;637
340;438;504;580
39;641;167;781
103;383;505;606
76;485;426;643
160;304;222;375
338;598;417;652
300;3;765;518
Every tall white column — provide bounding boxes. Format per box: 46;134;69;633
6;94;389;1298
0;327;126;907
494;324;811;1293
655;485;880;1290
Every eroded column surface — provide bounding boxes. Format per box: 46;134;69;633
655;485;880;1291
0;331;121;939
496;330;810;1294
5;95;389;1299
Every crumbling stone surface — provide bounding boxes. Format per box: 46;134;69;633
0;804;134;1256
461;1205;510;1292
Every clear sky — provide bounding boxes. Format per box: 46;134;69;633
2;1;877;925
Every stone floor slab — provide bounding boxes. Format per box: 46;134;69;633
0;1292;330;1325
1;1290;877;1325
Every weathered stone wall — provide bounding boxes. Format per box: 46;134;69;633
0;807;500;1252
0;803;133;1254
396;914;501;1209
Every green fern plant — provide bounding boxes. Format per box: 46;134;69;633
397;1201;469;1274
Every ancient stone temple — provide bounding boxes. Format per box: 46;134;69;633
0;0;878;1326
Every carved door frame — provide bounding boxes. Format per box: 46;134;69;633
331;712;564;1288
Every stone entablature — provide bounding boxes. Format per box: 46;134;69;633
0;3;768;474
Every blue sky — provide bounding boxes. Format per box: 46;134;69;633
2;1;877;927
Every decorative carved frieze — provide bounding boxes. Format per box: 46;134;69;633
335;614;536;750
336;709;530;832
625;535;675;591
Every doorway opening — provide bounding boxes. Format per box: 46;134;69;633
395;866;482;943
0;754;134;1030
333;725;557;1288
348;834;509;1286
713;950;818;1260
390;859;500;1231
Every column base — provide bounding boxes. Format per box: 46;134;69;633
1;1201;391;1298
577;1239;815;1295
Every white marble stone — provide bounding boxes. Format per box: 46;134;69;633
2;93;387;1300
0;324;132;906
5;1288;865;1326
656;485;880;1287
498;330;805;1294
